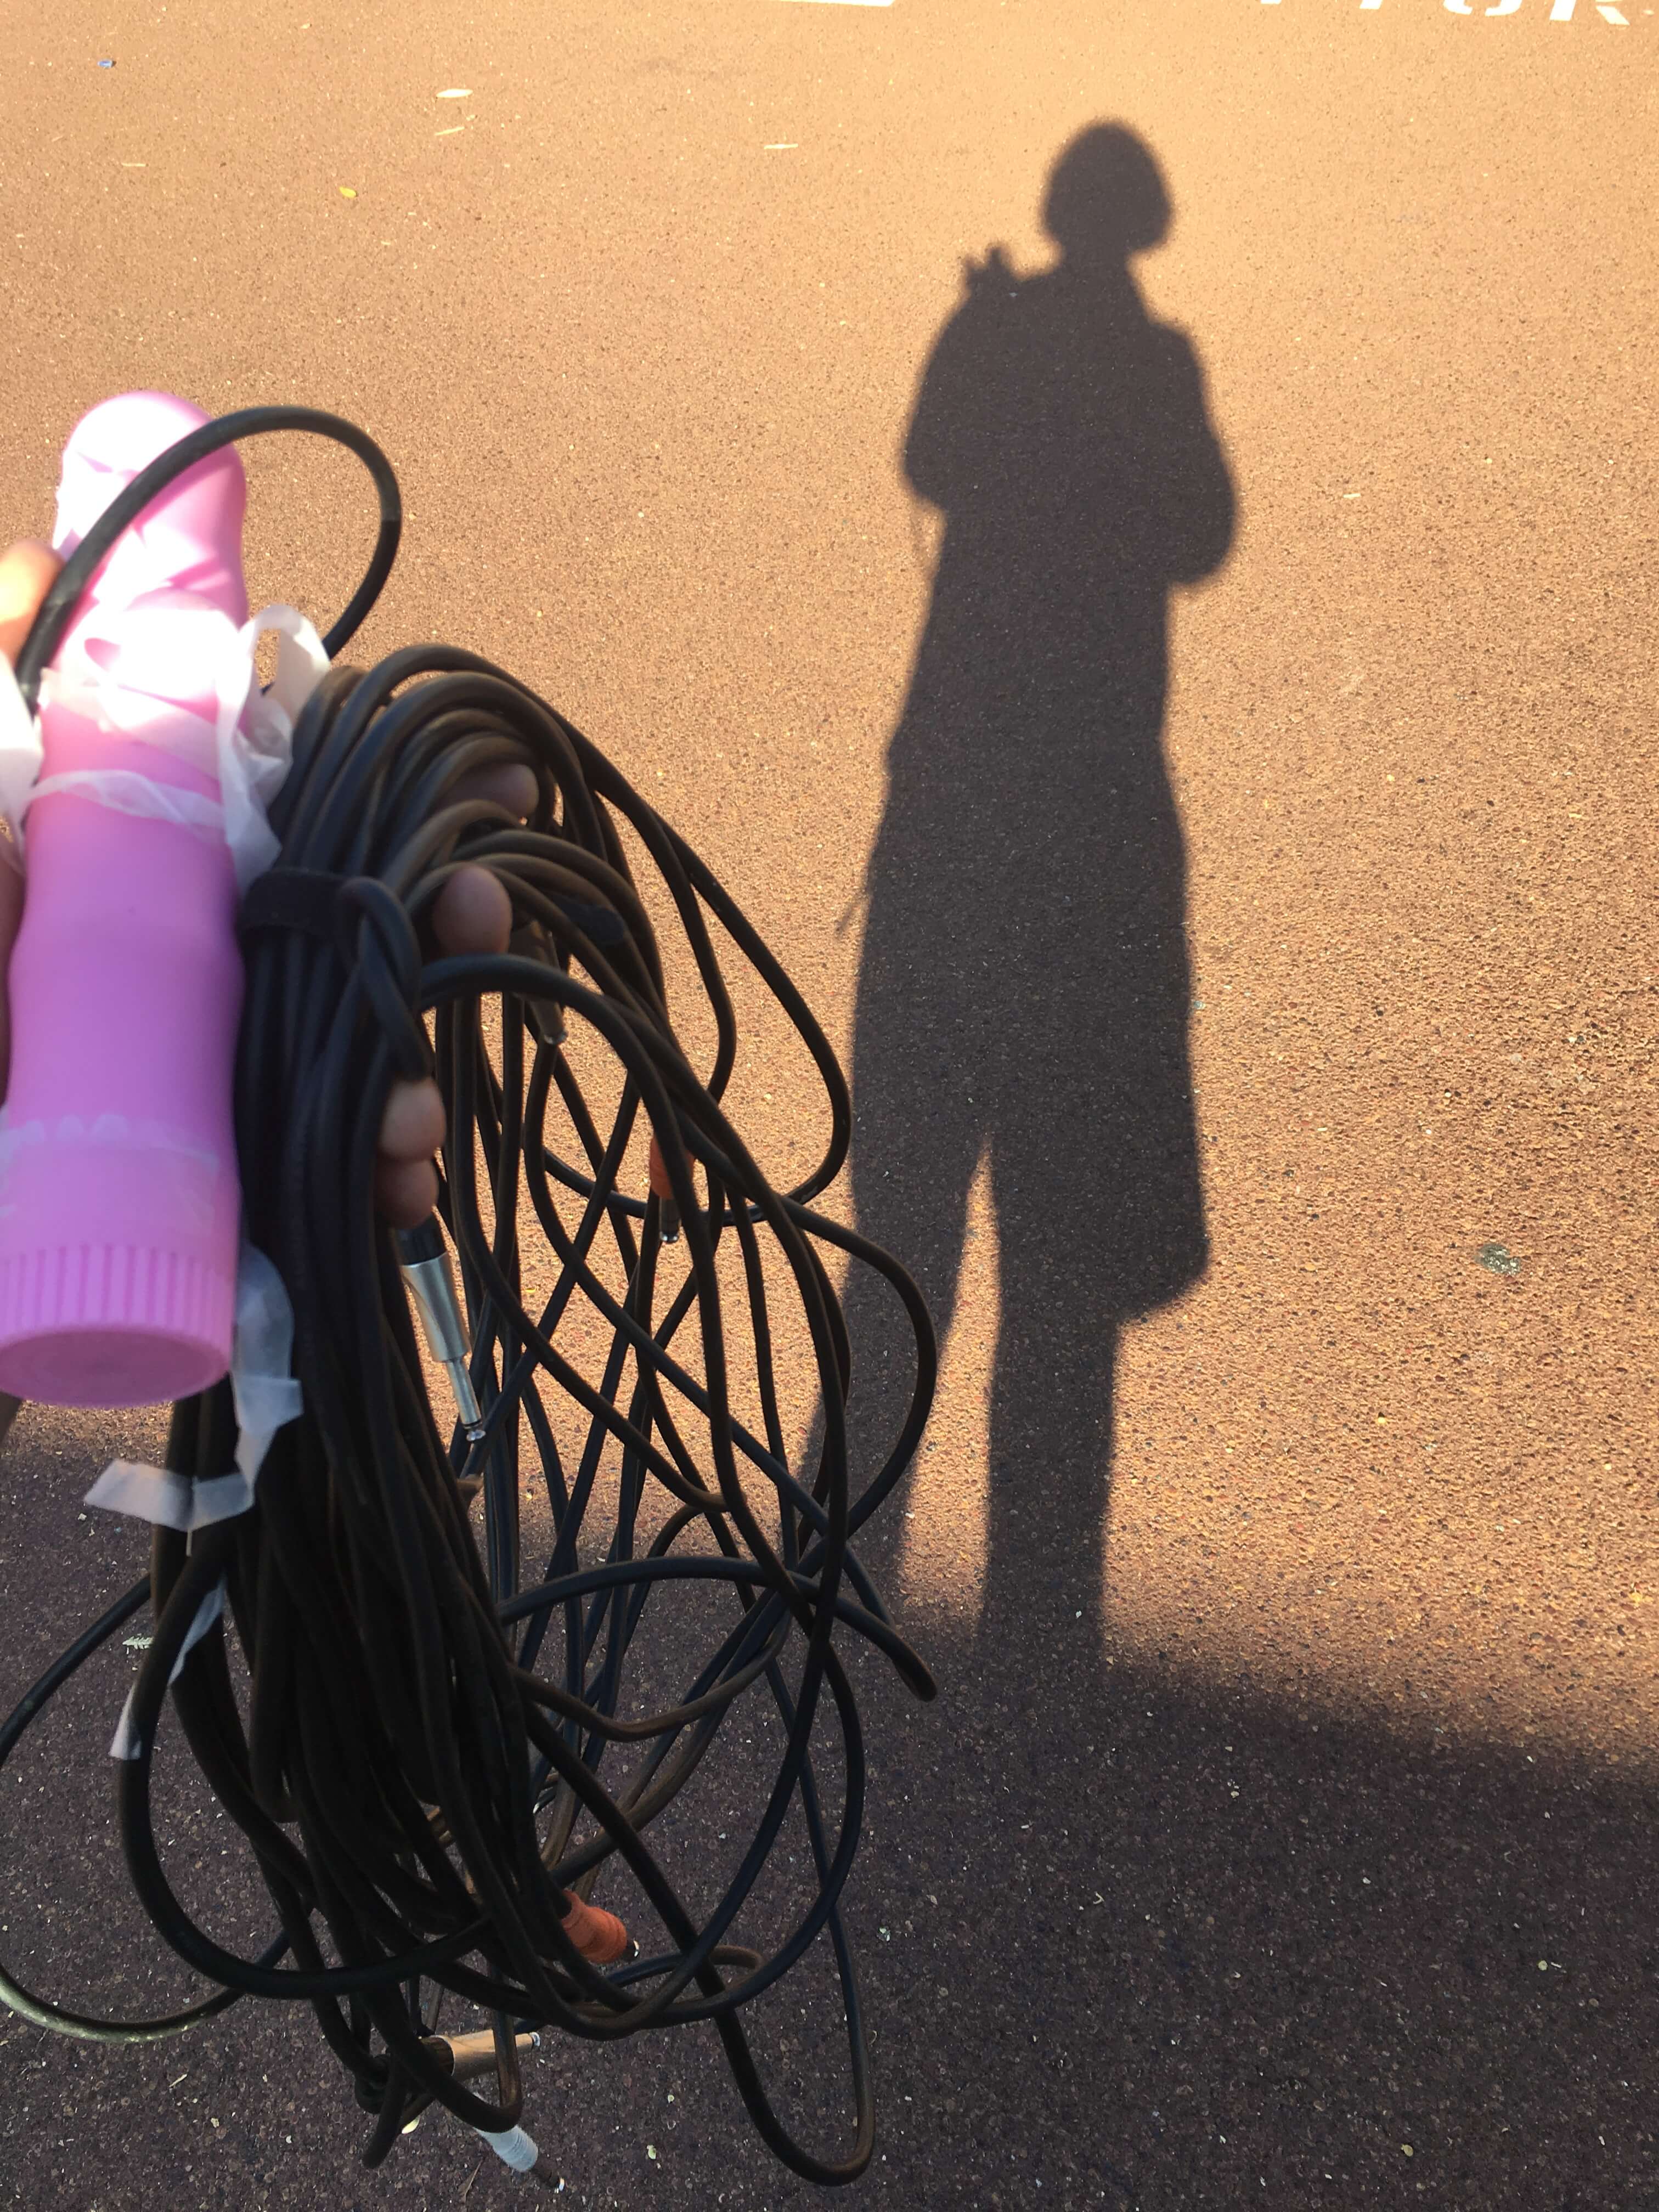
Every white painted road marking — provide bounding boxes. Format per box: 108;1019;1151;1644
1268;0;1629;13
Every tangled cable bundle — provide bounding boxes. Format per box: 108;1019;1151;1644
0;410;937;2183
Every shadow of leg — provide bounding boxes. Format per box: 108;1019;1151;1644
981;1139;1120;1657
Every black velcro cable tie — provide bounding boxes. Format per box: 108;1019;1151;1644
552;896;628;948
244;873;625;953
239;867;351;944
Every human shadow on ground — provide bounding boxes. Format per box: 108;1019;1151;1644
845;123;1233;1646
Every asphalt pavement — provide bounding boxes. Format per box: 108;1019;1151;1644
0;2;1655;2207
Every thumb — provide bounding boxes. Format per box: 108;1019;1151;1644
0;539;63;1102
0;540;63;672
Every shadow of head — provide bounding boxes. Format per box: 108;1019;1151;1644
1043;123;1172;265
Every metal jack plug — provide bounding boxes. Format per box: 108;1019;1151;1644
423;2027;564;2191
422;2028;541;2084
510;918;568;1051
396;1216;486;1441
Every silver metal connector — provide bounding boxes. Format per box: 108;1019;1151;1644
422;2028;540;2084
397;1218;486;1440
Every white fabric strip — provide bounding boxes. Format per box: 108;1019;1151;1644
0;597;327;890
24;768;226;840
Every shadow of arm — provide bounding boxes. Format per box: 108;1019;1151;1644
1160;330;1236;586
902;263;1009;510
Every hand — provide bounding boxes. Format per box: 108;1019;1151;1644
0;539;529;1227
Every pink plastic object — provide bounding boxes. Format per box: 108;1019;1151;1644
0;393;249;1407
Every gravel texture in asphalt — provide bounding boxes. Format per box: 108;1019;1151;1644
1;1;1654;2205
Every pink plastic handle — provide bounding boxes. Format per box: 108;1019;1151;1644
0;393;248;1407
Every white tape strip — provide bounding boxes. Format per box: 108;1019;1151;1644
109;1576;225;1759
477;2125;540;2174
88;1248;303;1575
89;1244;301;1757
84;1244;302;1543
229;1243;303;1481
84;1460;252;1531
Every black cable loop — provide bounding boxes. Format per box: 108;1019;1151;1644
1;404;936;2187
12;406;401;710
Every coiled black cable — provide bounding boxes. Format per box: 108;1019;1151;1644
0;408;936;2183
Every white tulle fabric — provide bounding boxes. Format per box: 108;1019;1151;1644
0;595;326;893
